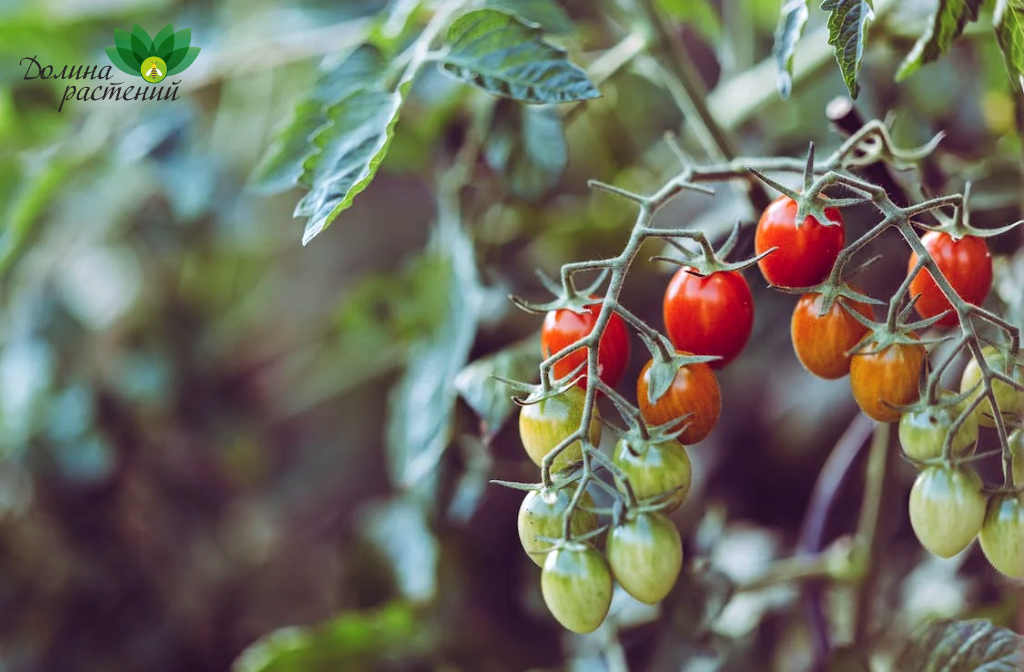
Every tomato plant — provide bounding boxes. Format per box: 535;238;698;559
908;466;987;558
978;494;1024;578
849;337;926;423
518;386;601;470
542;301;631;388
908;233;992;327
754;195;844;288
518;486;598;567
605;512;683;604
636;355;721;444
611;437;692;512
790;291;873;379
540;542;613;634
663;267;754;368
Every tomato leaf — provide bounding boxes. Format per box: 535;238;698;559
250;45;386;195
995;0;1024;93
820;0;874;99
485;0;574;33
484;100;567;201
895;618;1024;672
896;0;984;81
454;337;539;440
439;9;601;104
772;0;809;98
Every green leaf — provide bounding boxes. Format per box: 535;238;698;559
484;99;567;200
995;0;1024;92
104;47;141;77
773;0;809;98
251;45;386;194
453;337;539;439
895;618;1024;671
131;23;153;59
164;28;192;70
165;47;200;76
896;0;983;80
152;23;175;61
656;0;722;41
294;88;405;245
821;0;874;99
232;603;424;672
386;213;483;494
439;9;601;104
485;0;574;33
115;28;143;69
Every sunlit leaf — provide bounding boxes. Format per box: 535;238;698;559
895;618;1024;671
821;0;874;99
657;0;722;41
773;0;809;98
439;9;600;104
485;0;574;33
995;0;1024;92
896;0;983;80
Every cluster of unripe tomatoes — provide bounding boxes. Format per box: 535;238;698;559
514;193;1023;634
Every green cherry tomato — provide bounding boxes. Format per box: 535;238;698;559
959;346;1024;428
541;542;613;633
978;494;1024;578
909;466;986;558
1010;429;1024;487
518;487;598;567
519;386;602;471
606;512;683;604
897;394;979;461
611;437;692;512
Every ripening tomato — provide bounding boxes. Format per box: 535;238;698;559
909;466;986;558
637;355;721;444
755;195;845;288
959;346;1024;428
897;392;979;461
908;232;992;327
663;267;754;369
541;542;613;633
542;301;630;388
978;493;1024;577
518;386;602;471
611;437;692;512
790;292;873;379
518;486;598;566
606;512;682;604
849;336;926;423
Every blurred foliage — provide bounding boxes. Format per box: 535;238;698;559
0;0;1023;672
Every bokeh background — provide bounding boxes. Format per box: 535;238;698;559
1;0;1023;670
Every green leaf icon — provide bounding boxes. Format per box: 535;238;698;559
107;24;200;79
153;24;176;62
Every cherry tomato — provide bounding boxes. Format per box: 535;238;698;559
755;195;845;288
519;386;601;471
606;512;682;604
908;466;986;558
978;493;1024;577
849;337;926;423
541;541;613;633
518;486;598;567
542;301;630;388
612;437;692;512
959;346;1024;428
1010;429;1024;486
908;232;992;327
790;292;873;380
663;267;754;369
897;393;978;461
637;354;721;444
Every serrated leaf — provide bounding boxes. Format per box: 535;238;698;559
484;99;567;200
995;0;1024;91
897;0;983;80
657;0;722;41
821;0;874;99
453;337;539;439
165;47;200;76
294;88;405;245
485;0;574;33
773;0;809;98
439;9;600;104
131;23;153;59
153;23;175;61
251;45;386;194
895;619;1024;672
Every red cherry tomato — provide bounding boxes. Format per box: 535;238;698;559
908;232;992;327
663;267;754;369
755;195;845;288
542;301;630;388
